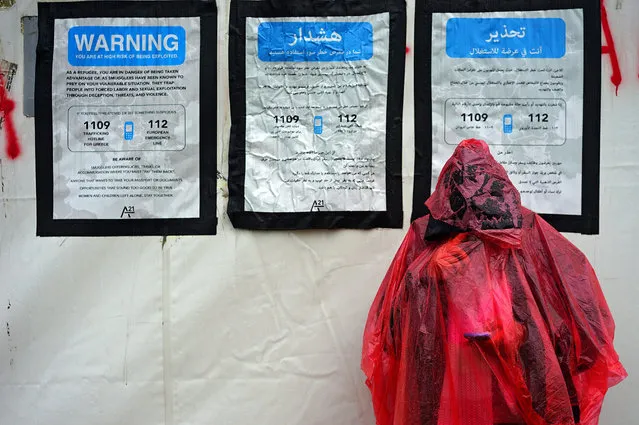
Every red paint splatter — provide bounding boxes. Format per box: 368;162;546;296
0;74;19;159
405;46;411;54
601;0;622;95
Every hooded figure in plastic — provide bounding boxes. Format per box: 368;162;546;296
362;139;626;425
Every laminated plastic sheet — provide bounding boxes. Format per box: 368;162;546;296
412;0;602;234
0;1;636;425
34;1;217;236
227;0;406;230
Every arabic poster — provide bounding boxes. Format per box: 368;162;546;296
35;1;217;236
413;0;601;234
228;0;406;229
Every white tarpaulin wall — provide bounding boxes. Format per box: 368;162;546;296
0;0;637;424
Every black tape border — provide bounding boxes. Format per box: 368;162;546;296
35;1;217;237
412;0;601;235
228;0;406;230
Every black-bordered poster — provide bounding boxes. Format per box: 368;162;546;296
35;1;217;236
228;0;406;230
413;1;601;234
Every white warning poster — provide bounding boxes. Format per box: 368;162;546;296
244;14;390;213
51;17;200;219
431;9;584;215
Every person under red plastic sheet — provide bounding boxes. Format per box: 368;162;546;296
362;139;626;425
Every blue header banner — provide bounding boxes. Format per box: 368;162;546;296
68;26;186;67
257;22;373;62
446;18;566;59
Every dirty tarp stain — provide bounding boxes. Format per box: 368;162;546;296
0;0;15;9
0;59;17;130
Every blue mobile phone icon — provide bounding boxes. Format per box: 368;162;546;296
313;116;323;135
503;114;513;134
124;121;134;140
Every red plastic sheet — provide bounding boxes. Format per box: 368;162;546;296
362;139;626;425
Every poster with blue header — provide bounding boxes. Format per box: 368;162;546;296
413;2;602;234
242;15;393;220
35;1;217;236
433;10;583;215
228;0;406;230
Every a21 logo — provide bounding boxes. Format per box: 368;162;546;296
310;200;326;212
120;206;135;218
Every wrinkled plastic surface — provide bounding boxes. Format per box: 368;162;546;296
362;139;627;425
